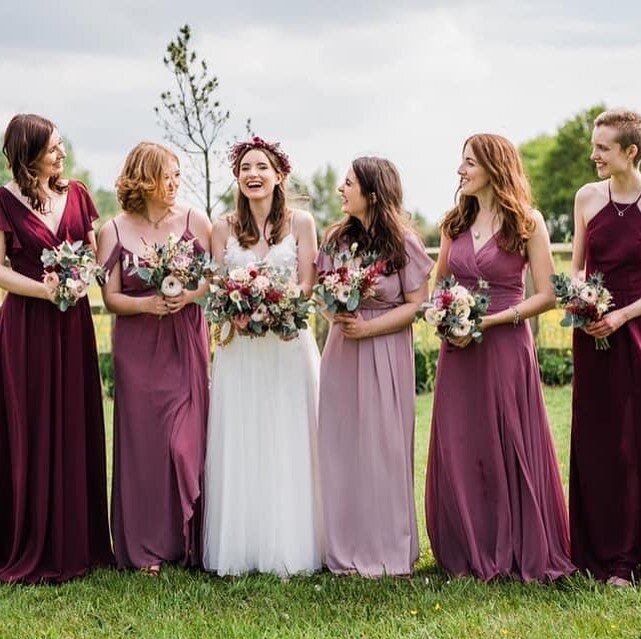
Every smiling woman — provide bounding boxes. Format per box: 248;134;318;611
569;109;641;586
0;113;114;584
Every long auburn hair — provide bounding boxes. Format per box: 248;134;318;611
324;156;412;272
441;134;536;254
2;113;68;213
230;147;289;248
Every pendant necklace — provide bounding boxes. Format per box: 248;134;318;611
142;208;172;229
612;200;640;218
609;182;641;217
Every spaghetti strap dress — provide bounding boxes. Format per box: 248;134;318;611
104;211;210;569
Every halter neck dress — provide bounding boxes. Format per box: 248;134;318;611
570;184;641;580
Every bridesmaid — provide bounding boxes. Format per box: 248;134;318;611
426;134;574;581
316;156;433;577
97;142;211;574
570;109;641;586
0;113;113;583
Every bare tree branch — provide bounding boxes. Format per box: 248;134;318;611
156;24;240;217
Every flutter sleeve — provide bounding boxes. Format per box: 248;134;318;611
314;245;334;272
0;197;21;253
399;231;434;294
74;181;100;238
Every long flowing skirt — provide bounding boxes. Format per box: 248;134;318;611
202;330;322;576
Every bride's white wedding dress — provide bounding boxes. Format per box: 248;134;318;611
202;228;323;576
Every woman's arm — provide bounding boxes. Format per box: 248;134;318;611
433;231;452;282
294;210;318;297
0;230;56;301
335;281;429;339
97;221;169;317
571;185;591;279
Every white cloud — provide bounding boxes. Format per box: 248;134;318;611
1;3;640;223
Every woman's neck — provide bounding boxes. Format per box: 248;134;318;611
249;196;273;225
144;202;172;223
610;168;641;197
474;187;498;223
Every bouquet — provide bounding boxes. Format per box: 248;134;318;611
125;233;215;297
550;272;613;350
417;275;491;343
313;242;387;314
202;262;313;345
41;240;107;311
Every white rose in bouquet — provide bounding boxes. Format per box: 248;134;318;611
161;275;183;297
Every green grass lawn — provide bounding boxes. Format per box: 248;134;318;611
2;387;641;639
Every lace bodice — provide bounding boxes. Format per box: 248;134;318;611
224;233;298;280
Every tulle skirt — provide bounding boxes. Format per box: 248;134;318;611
202;329;323;575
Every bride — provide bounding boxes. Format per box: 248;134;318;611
202;137;322;575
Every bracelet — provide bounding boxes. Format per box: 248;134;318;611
510;305;521;326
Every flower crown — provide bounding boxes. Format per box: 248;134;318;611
229;136;292;176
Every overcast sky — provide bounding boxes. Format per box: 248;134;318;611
1;0;639;221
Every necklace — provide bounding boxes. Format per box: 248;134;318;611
609;182;641;217
472;230;481;239
612;199;640;217
141;208;172;229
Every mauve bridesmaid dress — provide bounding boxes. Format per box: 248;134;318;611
426;230;574;581
0;181;113;583
570;188;641;580
316;232;433;576
104;212;209;569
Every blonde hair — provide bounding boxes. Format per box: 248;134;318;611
116;142;179;214
594;109;641;165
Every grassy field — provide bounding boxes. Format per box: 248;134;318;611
2;387;641;639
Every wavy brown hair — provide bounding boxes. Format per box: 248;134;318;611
2;113;68;213
115;142;179;214
324;156;413;272
441;134;536;254
230;147;290;248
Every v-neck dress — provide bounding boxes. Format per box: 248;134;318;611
425;230;574;581
104;215;210;569
0;181;114;583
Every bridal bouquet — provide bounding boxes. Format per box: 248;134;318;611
203;263;313;345
313;242;387;314
550;272;613;350
41;240;106;311
125;233;215;297
417;275;491;343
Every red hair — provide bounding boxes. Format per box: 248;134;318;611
441;134;535;254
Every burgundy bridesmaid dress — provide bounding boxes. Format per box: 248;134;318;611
570;188;641;580
0;181;113;584
316;232;433;576
426;230;574;581
104;212;209;569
